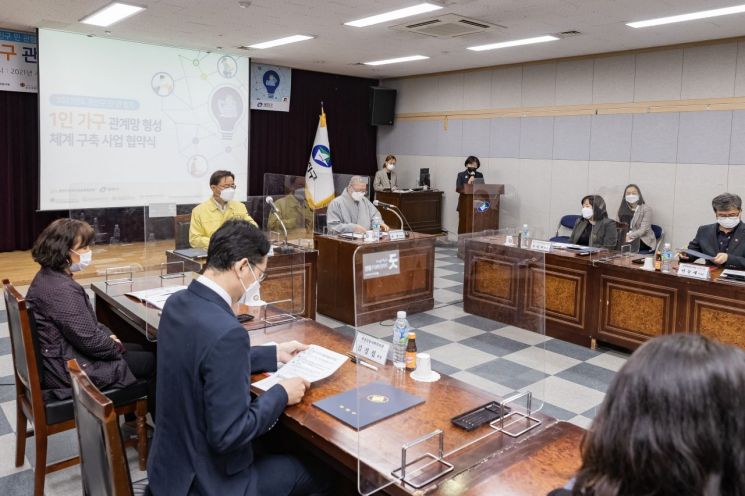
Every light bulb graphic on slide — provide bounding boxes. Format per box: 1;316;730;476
210;86;243;140
262;70;280;98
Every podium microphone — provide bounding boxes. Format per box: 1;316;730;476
265;196;289;249
373;199;408;231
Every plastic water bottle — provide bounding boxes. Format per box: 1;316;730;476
391;311;410;368
660;243;673;273
111;224;121;244
521;224;530;248
372;218;381;241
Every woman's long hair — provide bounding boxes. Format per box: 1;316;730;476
573;334;745;496
617;183;646;223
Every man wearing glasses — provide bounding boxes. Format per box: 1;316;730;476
680;192;745;269
189;170;257;248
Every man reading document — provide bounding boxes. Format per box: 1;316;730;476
148;220;329;495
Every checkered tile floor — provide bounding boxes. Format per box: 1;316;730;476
0;245;629;495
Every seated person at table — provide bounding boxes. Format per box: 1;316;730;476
326;176;389;234
25;219;155;407
455;155;483;191
267;176;314;234
679;192;745;269
548;334;745;496
189;170;257;249
373;154;398;192
617;183;656;252
148;220;329;496
569;195;618;249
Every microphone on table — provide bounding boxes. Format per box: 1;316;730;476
373;199;408;232
265;196;290;251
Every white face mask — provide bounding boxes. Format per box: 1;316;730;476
582;207;594;219
237;264;261;297
625;194;639;204
294;189;306;201
386;163;395;171
219;187;236;202
70;249;92;272
351;190;365;202
717;217;740;229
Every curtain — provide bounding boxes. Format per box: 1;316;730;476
249;68;379;195
0;91;65;252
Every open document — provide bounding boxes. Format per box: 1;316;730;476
253;344;348;391
126;285;188;310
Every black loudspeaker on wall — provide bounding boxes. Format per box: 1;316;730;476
369;86;397;126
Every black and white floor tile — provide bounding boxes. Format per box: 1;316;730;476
0;245;630;494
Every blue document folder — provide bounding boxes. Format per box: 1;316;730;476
313;382;425;430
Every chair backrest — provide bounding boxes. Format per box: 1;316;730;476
560;214;581;230
174;214;191;250
651;224;663;240
2;279;47;421
68;359;133;496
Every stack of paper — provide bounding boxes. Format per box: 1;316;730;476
253;344;348;391
126;285;187;310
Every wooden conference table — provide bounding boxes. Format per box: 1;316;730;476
91;278;583;495
315;232;436;326
164;245;318;320
463;235;745;351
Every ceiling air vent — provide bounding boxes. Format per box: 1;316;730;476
555;30;582;39
392;14;503;38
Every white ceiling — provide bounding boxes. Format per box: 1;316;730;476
2;0;745;79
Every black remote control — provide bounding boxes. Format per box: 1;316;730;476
451;402;511;431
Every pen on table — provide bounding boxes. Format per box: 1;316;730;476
345;352;378;371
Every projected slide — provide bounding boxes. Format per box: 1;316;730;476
38;29;249;210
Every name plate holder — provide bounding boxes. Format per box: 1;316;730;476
104;266;135;287
390;430;454;489
389;229;406;241
677;263;711;281
489;390;542;438
352;331;390;365
530;240;552;253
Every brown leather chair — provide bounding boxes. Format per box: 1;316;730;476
2;279;149;496
68;359;150;496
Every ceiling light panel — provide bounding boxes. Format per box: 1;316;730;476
345;3;443;27
80;2;146;27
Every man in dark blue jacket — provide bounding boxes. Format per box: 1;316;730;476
680;192;745;270
148;219;329;495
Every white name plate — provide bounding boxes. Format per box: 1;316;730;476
389;229;406;241
530;240;552;252
352;332;390;365
677;263;710;280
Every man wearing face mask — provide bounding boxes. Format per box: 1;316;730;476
189;170;257;249
149;219;330;496
373;155;399;192
680;193;745;269
268;177;314;234
25;219;155;407
326;176;389;234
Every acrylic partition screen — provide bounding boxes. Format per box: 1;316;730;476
261;175;315;248
352;229;547;494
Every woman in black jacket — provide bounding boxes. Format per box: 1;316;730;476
25;218;154;404
569;195;618;249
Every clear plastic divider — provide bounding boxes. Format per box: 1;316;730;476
353;228;547;494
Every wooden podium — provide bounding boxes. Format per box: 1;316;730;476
457;183;505;234
375;190;443;234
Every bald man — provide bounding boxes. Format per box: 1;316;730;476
326;176;389;234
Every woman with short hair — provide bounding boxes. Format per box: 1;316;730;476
26;218;154;406
569;195;618;249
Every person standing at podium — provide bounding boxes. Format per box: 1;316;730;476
373;155;399;192
327;176;389;234
189;170;257;249
456;156;483;192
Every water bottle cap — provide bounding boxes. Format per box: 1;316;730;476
523;224;528;228
397;311;406;319
663;243;671;249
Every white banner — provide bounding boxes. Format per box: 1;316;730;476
0;29;37;93
250;63;291;111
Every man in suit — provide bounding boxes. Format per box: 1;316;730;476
680;192;745;269
148;219;329;495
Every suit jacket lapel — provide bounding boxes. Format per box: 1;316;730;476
726;222;745;254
